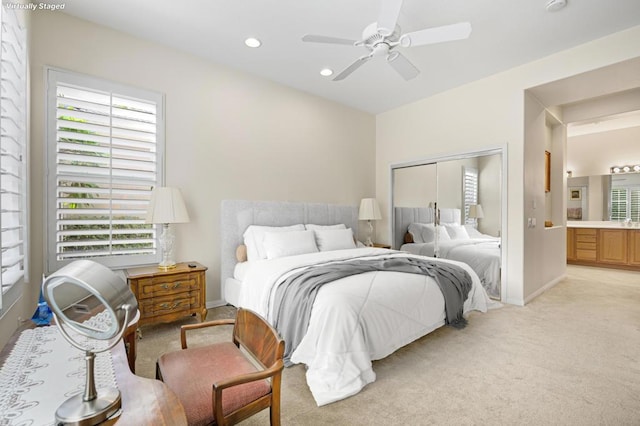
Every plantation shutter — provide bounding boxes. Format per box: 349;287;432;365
609;188;627;221
1;6;27;301
46;69;164;272
630;188;640;222
463;167;478;224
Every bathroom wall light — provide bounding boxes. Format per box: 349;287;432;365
611;165;640;174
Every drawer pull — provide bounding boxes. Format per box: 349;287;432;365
161;282;183;290
160;302;182;309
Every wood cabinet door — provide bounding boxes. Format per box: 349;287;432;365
566;228;576;261
629;231;640;266
598;229;628;265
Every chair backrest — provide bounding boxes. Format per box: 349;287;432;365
233;308;285;369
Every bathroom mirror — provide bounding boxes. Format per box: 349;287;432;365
567;173;640;222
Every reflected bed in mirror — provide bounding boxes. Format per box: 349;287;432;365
394;207;501;299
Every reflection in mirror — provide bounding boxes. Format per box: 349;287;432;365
393;163;437;208
568;173;640;222
52;281;112;336
391;150;503;300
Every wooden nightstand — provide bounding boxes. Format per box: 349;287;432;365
372;243;391;249
125;262;208;327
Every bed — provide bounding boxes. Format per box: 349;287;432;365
221;200;495;406
394;206;502;299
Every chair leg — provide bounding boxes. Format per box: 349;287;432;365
270;400;280;426
155;362;163;381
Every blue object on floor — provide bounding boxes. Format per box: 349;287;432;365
32;287;53;326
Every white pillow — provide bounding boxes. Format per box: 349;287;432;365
464;224;484;238
263;230;319;260
437;225;451;241
408;223;450;243
445;224;470;240
305;223;346;231
243;224;305;261
408;223;434;243
314;228;356;251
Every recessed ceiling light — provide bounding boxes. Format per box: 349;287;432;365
320;68;333;77
244;37;261;48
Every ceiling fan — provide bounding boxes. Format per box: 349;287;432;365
302;0;472;81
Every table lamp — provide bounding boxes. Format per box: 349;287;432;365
358;198;382;247
42;260;138;425
468;204;484;228
145;187;190;269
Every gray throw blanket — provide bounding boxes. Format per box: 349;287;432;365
272;256;472;365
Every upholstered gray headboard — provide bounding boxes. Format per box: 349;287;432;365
220;199;359;296
393;207;461;249
393;207;435;250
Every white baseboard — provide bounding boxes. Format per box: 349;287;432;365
524;273;566;305
206;299;228;309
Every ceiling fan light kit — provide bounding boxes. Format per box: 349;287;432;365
302;0;472;81
546;0;567;12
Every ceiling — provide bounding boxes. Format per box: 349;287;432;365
54;0;640;114
568;110;640;137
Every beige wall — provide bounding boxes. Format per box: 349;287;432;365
477;154;502;237
376;25;640;305
567;126;640;177
0;11;375;346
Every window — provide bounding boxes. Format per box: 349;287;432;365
463;167;478;225
46;69;164;272
610;187;640;222
1;6;27;307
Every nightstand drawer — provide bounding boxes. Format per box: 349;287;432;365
137;274;197;299
139;292;201;319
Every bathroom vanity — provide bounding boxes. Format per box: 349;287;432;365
567;221;640;270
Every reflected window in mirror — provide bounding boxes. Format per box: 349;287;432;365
610;174;640;222
463;167;478;226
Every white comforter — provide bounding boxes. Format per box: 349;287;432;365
402;238;501;299
238;247;493;406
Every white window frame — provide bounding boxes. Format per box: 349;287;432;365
462;167;479;225
1;5;28;310
45;68;165;273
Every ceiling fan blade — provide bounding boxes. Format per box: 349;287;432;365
400;22;472;47
387;51;419;80
333;55;373;81
302;34;357;46
377;0;403;36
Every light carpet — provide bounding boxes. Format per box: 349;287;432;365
135;265;640;425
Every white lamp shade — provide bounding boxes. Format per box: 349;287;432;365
468;204;484;219
145;187;190;224
358;198;382;221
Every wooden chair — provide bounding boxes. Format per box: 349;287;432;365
156;308;285;426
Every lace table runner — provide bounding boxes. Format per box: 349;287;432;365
0;322;117;426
